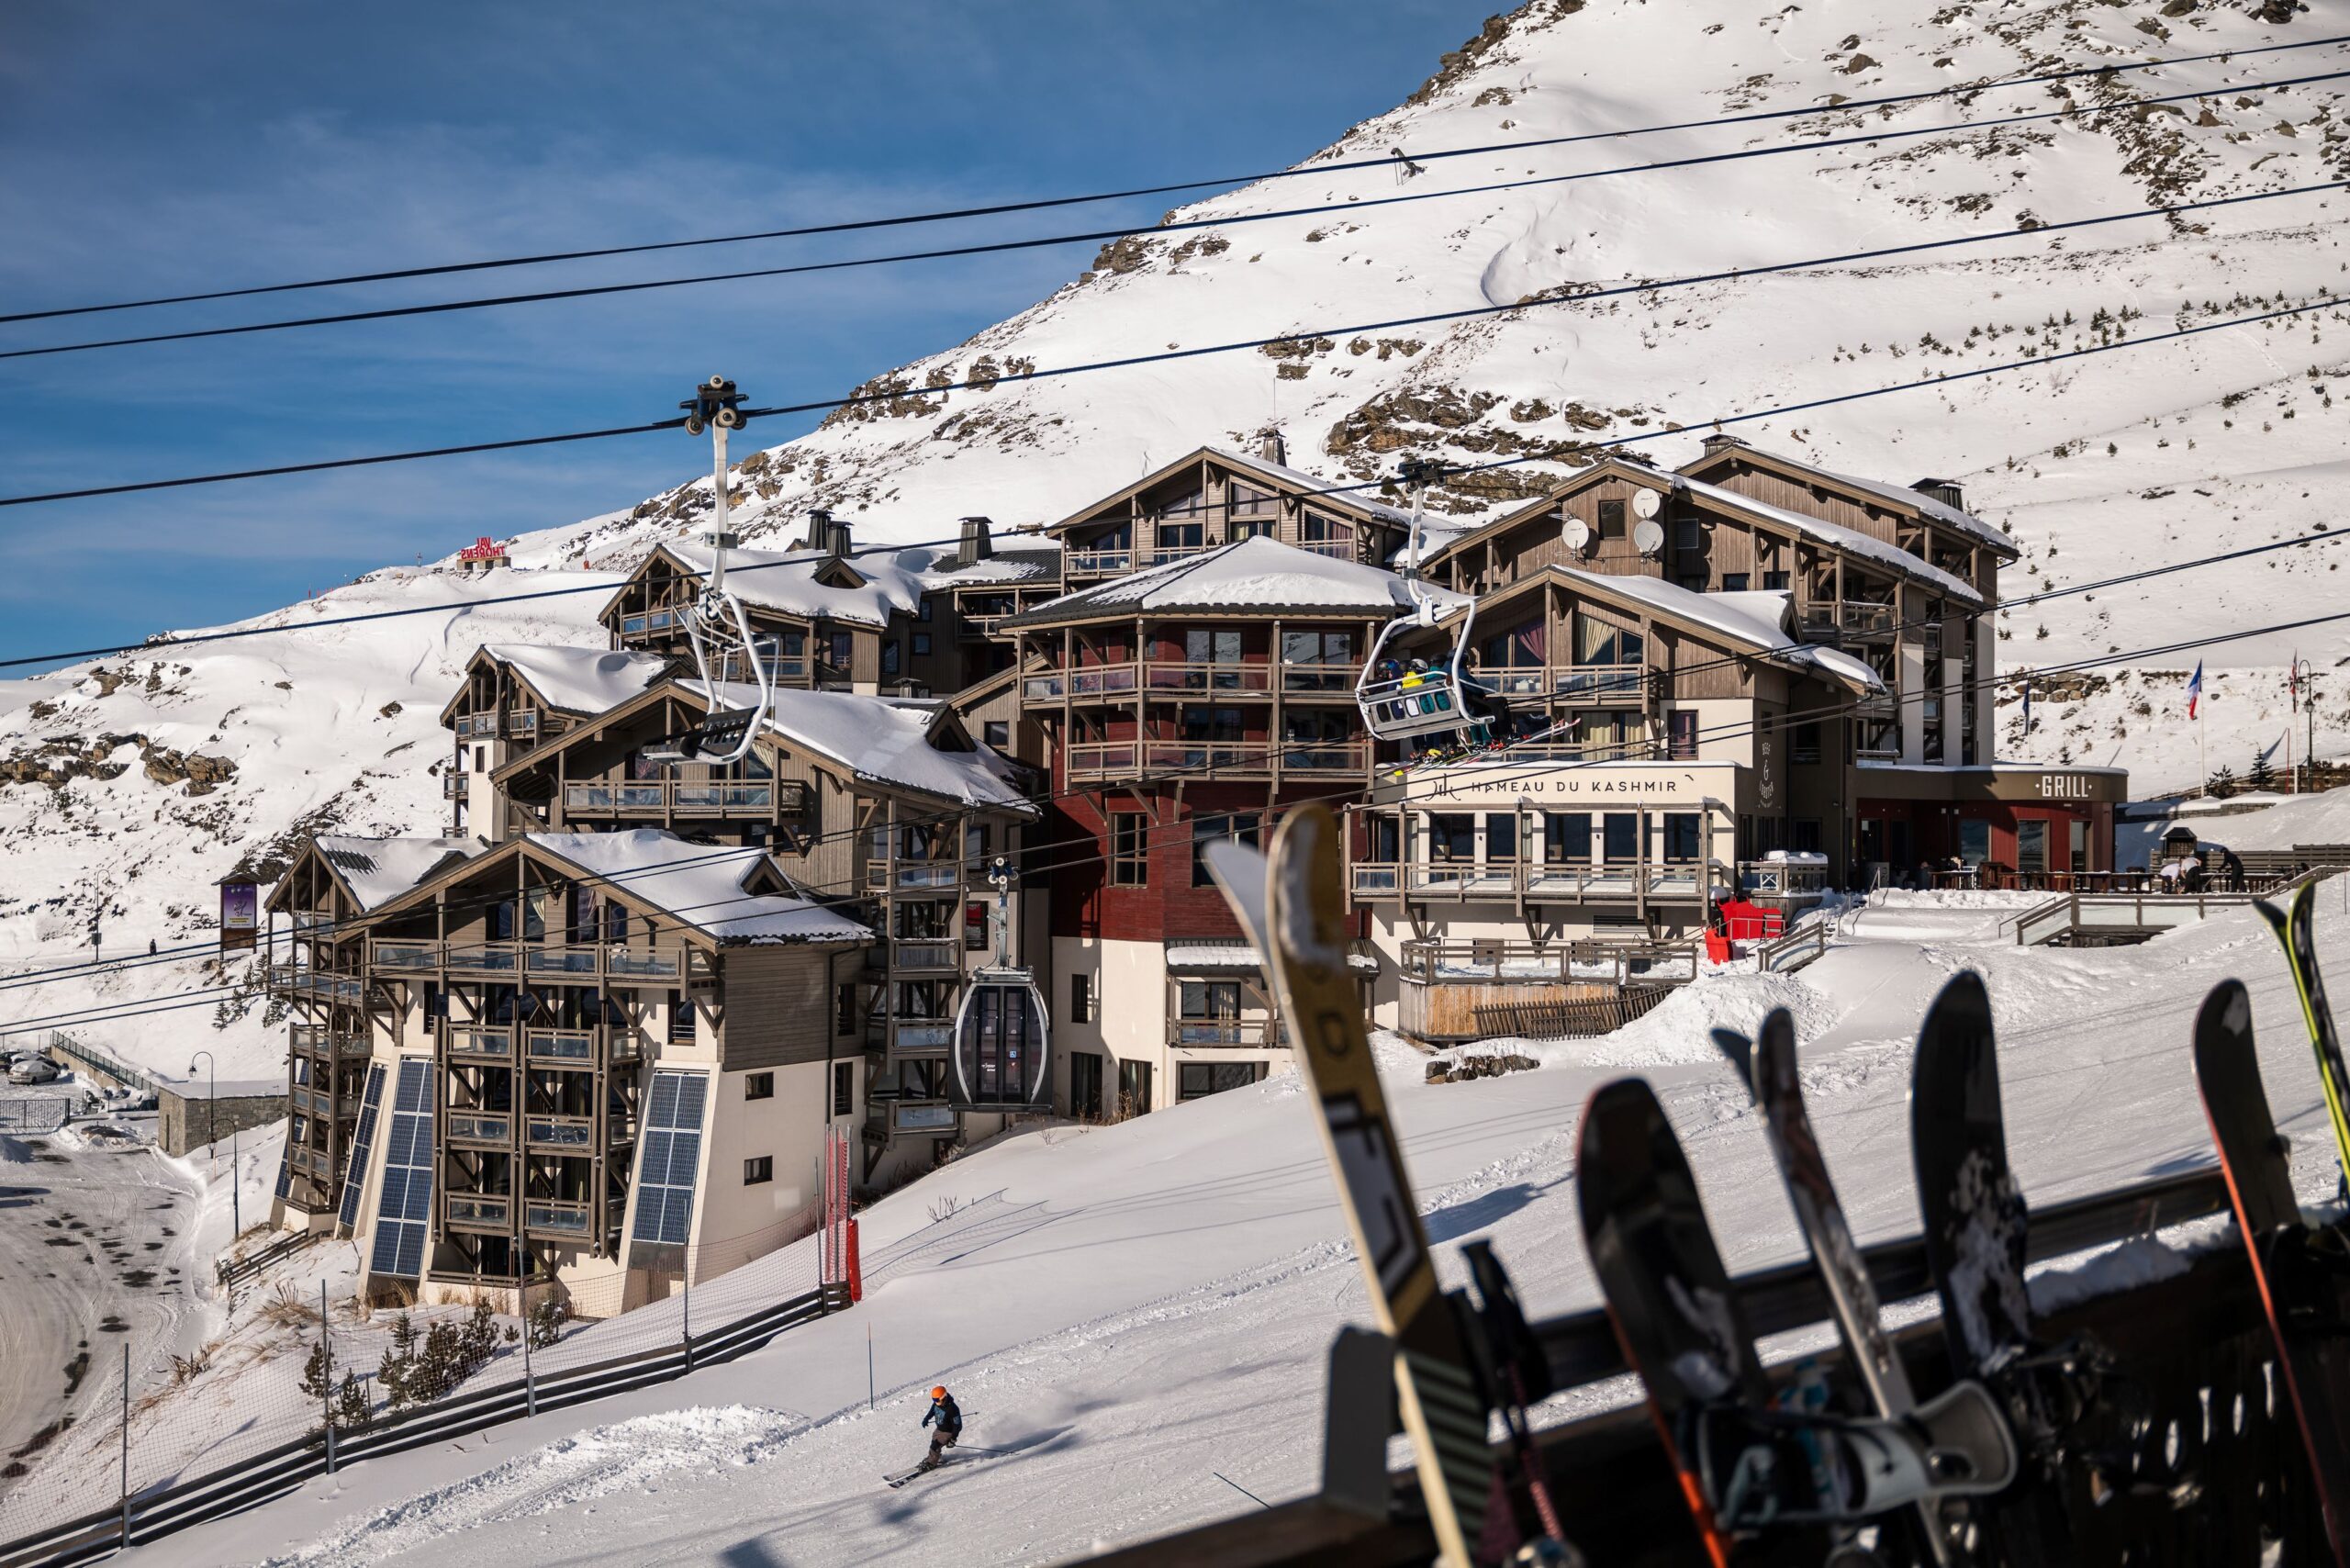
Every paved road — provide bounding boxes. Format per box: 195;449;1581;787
0;1129;201;1488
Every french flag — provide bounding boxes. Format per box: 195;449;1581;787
2187;660;2204;720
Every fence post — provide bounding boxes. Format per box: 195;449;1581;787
682;1267;692;1372
320;1280;335;1475
118;1342;130;1548
523;1289;537;1419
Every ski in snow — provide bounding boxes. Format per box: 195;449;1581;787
2192;978;2350;1564
1718;1010;1970;1568
2256;881;2350;1193
1204;807;1494;1568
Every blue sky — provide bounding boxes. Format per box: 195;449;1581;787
0;1;1487;666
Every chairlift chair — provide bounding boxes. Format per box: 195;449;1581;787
645;375;775;767
948;857;1051;1110
1354;456;1493;750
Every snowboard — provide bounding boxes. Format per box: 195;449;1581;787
1719;1011;1960;1568
2191;978;2350;1564
1203;807;1492;1567
1911;971;2093;1566
1577;1074;1832;1567
2256;883;2350;1190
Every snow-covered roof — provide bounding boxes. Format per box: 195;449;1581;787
1004;536;1466;627
314;836;486;912
1548;569;1884;693
525;830;870;946
693;682;1037;812
1166;940;1378;976
476;644;670;715
653;543;927;628
1196;444;1416;527
912;545;1062;588
1813;464;2015;555
1664;469;1986;609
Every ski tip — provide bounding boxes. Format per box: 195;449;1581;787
2191;980;2255;1085
1709;1028;1754;1095
2253;894;2288;935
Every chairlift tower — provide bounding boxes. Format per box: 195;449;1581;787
647;375;772;767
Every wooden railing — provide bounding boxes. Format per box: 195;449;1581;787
1397;938;1699;987
1350;859;1727;903
561;779;804;816
1169;1019;1283;1049
369;940;697;981
1064;740;1367;779
1477;663;1649;700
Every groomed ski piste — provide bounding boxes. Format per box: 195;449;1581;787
120;890;2347;1568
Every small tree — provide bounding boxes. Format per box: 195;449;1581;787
298;1339;331;1404
377;1313;416;1410
2247;750;2277;793
333;1372;374;1430
2208;765;2239;799
528;1297;569;1350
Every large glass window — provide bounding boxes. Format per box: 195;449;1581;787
1602;813;1639;862
1662;814;1702;863
2017;819;2048;876
1179;1062;1265;1101
1485;812;1518;864
1192;812;1261;887
1301;511;1353;556
1179;981;1240;1020
1428;814;1476;862
1574;615;1643;667
1112;813;1148;887
1958;819;1991;866
1667;711;1698;761
1597;498;1627;540
1480;621;1546;669
1544;813;1592;864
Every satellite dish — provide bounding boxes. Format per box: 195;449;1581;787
1562;517;1591;551
1633;518;1665;556
1631;488;1662;520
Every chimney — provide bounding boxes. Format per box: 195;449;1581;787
800;507;833;553
1257;426;1289;466
1911;477;1965;511
826;515;853;560
957;515;995;567
1699;431;1748;455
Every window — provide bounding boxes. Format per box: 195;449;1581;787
965;901;990;950
486;900;516;941
1179;1062;1265;1101
1283;709;1353;767
1662;814;1702;863
835;984;857;1036
983;720;1010;749
1428;813;1476;862
744;1071;774;1101
2018;819;2048;876
1158;517;1205;554
1070;1052;1104;1118
1180;980;1240;1020
1792;722;1822;765
1112;813;1148;886
880;641;901;678
1597;498;1627;540
1117;1058;1152;1117
1666;710;1698;761
1478;621;1545;669
833;1060;855;1116
1544;812;1592;864
667;992;695;1044
1573;614;1643;667
1721;573;1750;592
1192;812;1261;886
744;1156;774;1185
912;632;932;656
1762;570;1790;590
1673;517;1703;553
1070;973;1091;1025
1301;511;1354;555
1958;819;1991;867
1602;813;1639;862
2071;819;2088;874
1280;629;1353;689
829;631;853;669
1229;481;1277;517
1485;812;1518;863
1180;707;1246;759
1791;818;1823;855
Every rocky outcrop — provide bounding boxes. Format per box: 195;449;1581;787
0;734;238;796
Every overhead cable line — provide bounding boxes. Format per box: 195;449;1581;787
6;34;2335;329
12;66;2346;364
6;521;2340;1002
16;601;2341;1036
4;175;2342;517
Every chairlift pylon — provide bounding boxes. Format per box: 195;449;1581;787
646;375;772;768
1354;456;1500;754
948;857;1050;1110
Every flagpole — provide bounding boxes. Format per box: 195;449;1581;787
2198;700;2207;798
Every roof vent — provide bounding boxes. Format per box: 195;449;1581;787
1256;426;1289;466
803;508;851;561
1912;477;1964;511
1699;431;1748;454
957;515;996;567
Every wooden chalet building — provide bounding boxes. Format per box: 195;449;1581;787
442;644;670;839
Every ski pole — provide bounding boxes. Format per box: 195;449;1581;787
1212;1472;1270;1510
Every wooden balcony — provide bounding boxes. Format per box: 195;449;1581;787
446;1111;513;1148
1063;546;1135;577
286;1144;332;1178
560;778;807;818
270;967;367;1006
865;939;965;974
290;1024;369;1060
524;1114;596;1152
1064;739;1367;781
1398;938;1699;987
867;1018;953;1054
1478;664;1651;702
523;1198;593;1238
524;1027;599;1067
1348;859;1728;905
445;1025;514;1063
863;857;968;892
1169;1019;1285;1050
1800;600;1899;643
370;938;698;982
615;608;684;639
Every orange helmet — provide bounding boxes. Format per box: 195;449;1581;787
931;1385;948;1400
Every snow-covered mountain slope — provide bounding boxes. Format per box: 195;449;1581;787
132;898;2350;1567
6;0;2350;1065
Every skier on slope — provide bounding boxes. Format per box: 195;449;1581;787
918;1384;962;1472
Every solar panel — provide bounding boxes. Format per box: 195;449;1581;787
335;1063;389;1230
368;1059;435;1280
629;1070;710;1260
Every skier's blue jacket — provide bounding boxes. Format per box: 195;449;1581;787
923;1395;962;1435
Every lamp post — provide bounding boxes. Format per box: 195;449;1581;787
188;1049;235;1237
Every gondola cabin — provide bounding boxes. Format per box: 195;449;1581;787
949;967;1050;1109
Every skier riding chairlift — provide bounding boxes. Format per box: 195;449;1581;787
1354;457;1505;757
644;375;777;768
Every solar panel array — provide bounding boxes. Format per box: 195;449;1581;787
335;1061;388;1229
630;1070;710;1254
368;1059;435;1279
